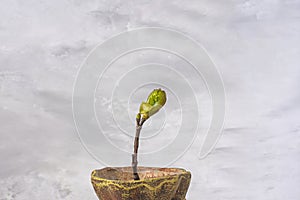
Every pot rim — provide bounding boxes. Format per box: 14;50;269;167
91;166;191;183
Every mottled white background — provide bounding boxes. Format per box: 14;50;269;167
1;0;300;199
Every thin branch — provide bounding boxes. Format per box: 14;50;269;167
132;117;143;180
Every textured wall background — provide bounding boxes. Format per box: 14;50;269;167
0;0;300;199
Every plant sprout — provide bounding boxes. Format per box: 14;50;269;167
132;88;167;180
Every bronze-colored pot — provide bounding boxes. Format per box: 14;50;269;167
91;166;191;200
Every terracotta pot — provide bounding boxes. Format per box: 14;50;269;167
91;166;191;200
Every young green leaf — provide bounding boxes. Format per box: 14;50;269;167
138;88;167;121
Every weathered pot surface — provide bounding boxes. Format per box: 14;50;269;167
91;166;191;200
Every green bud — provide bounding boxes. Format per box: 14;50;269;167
138;88;167;121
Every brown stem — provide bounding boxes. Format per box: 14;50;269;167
132;125;141;180
132;118;146;180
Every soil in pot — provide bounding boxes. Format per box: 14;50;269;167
91;166;191;200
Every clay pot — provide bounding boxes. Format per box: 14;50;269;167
91;166;191;200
